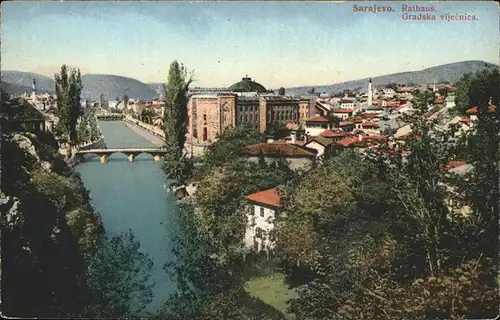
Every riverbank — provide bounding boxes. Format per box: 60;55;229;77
123;120;164;147
123;117;207;157
75;120;178;312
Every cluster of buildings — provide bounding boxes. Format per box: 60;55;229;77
235;80;493;254
186;76;315;143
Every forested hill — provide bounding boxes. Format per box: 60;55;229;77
80;74;158;101
1;71;56;93
286;60;498;95
0;71;158;101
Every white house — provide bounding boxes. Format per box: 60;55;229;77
152;115;163;126
304;135;334;157
332;108;354;119
360;122;381;136
446;95;456;109
340;99;356;109
304;115;333;136
108;100;119;109
245;187;282;253
383;88;396;98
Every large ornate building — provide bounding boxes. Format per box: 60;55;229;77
187;77;314;143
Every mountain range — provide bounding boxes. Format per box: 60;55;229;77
0;72;158;101
284;60;498;95
1;60;497;100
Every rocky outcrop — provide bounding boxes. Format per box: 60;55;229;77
11;133;40;163
0;191;23;230
1;129;105;317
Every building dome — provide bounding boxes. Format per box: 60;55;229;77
228;76;267;93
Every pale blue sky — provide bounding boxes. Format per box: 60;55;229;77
1;1;498;88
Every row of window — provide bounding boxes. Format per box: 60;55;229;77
270;110;297;122
239;113;260;123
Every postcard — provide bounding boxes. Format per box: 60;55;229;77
1;1;498;319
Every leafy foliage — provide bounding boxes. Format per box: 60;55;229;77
55;65;82;143
162;61;193;187
161;127;295;318
81;231;155;318
275;70;499;319
454;68;499;114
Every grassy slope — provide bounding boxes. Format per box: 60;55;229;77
244;272;296;316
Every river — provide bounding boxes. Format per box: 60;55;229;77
75;121;177;313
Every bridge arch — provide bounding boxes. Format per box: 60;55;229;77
75;148;167;163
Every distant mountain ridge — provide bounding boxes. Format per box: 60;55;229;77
80;74;158;101
1;71;158;101
1;71;56;93
2;60;497;99
285;60;498;95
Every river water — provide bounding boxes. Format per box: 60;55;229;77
75;121;177;313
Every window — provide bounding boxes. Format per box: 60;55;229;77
255;227;264;239
203;114;207;121
203;127;208;141
260;207;265;217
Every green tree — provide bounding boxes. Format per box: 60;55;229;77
55;65;82;143
454;69;499;114
161;129;292;319
276;85;498;319
99;93;108;110
162;61;193;187
81;230;155;318
123;94;129;114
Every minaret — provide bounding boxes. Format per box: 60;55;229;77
368;78;373;106
31;78;37;100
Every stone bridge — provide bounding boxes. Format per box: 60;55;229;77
96;113;125;121
75;148;168;163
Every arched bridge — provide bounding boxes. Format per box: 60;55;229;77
96;114;125;121
75;148;168;163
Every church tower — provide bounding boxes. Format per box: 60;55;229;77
368;78;373;106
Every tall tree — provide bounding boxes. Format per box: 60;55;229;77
54;65;82;143
162;61;193;187
99;93;108;110
122;94;129;114
81;231;155;318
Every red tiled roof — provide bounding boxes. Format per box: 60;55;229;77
386;101;401;107
336;136;360;147
362;122;379;128
362;112;381;118
306;115;329;123
246;187;282;208
441;160;467;171
321;129;347;138
333;108;354;113
459;118;472;126
434;97;446;104
465;105;496;114
339;121;354;127
245;143;317;157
